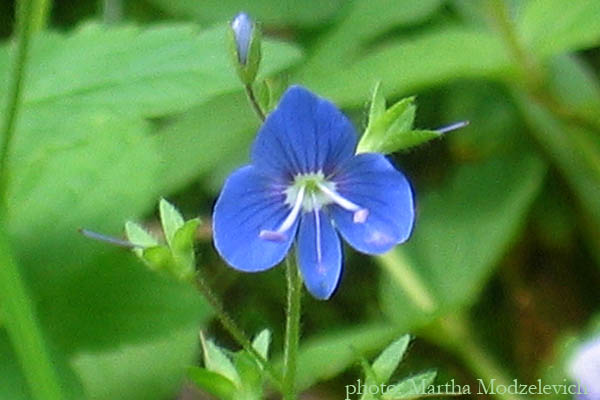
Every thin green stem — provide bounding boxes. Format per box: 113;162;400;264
0;0;35;203
283;255;302;400
0;228;65;400
194;270;283;390
377;250;436;313
245;84;266;121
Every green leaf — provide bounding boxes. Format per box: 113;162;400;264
159;199;185;247
0;23;302;118
380;153;546;329
369;81;386;121
518;0;600;56
381;370;437;400
371;335;411;385
302;27;512;108
125;221;158;257
171;218;200;280
153;91;257;195
252;329;271;361
200;334;241;387
187;367;237;400
234;352;263;400
144;0;346;28
299;0;442;76
71;326;200;400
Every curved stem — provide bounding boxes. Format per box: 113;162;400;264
283;255;302;400
194;270;283;390
244;83;266;121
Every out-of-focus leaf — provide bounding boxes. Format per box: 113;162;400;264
302;27;512;108
382;370;437;400
145;0;346;27
187;367;237;400
159;199;185;247
154;91;256;195
200;335;241;386
234;352;263;399
518;0;600;56
39;251;209;353
380;153;546;329
0;23;302;118
300;0;442;75
0;331;84;400
71;326;199;400
512;55;600;257
280;324;399;391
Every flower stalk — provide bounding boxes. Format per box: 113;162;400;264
283;254;303;400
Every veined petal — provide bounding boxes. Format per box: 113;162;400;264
330;153;414;254
213;165;297;271
296;210;343;300
251;85;357;178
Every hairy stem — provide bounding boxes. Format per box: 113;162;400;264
194;270;283;390
283;255;302;400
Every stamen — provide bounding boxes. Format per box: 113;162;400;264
316;182;369;223
259;185;306;241
311;193;322;265
436;120;469;134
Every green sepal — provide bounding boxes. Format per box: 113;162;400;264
357;83;442;154
227;22;262;85
187;367;237;400
170;218;200;281
141;245;176;272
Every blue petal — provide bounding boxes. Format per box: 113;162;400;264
330;153;414;254
296;210;343;300
251;85;357;178
213;165;297;271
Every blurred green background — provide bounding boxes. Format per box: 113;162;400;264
0;0;599;399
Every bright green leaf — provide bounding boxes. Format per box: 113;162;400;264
200;334;241;387
518;0;600;56
372;335;411;385
159;199;185;248
0;23;302;118
125;221;158;257
252;329;271;361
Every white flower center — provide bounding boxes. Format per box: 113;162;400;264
259;171;369;242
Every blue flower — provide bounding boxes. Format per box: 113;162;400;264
213;86;414;299
568;335;600;400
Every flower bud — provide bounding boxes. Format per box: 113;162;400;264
229;12;261;85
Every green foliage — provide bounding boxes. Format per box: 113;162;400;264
357;83;441;154
190;330;273;400
1;0;599;399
